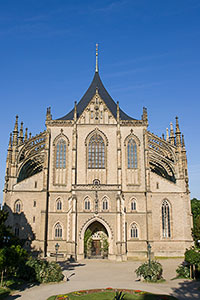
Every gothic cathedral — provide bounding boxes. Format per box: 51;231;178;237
3;49;193;261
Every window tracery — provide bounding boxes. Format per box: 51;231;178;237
55;223;62;238
131;200;137;211
130;223;138;238
56;199;62;211
56;139;66;169
102;198;108;211
84;198;91;210
88;134;105;169
127;138;137;169
15;200;22;213
162;200;171;238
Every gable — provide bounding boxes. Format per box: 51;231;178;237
77;92;117;125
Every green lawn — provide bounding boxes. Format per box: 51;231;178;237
47;290;177;300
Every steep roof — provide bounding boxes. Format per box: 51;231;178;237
58;71;134;120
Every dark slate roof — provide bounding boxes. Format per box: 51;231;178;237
58;71;134;120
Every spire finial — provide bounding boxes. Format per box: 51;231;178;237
96;43;98;72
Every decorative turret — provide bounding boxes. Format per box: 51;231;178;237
175;116;181;146
142;107;148;124
46;107;52;121
6;133;12;164
182;134;185;149
24;128;28;142
166;128;169;142
73;101;77;122
18;122;24;145
29;132;32;140
12;115;18;147
170;122;175;145
117;101;120;123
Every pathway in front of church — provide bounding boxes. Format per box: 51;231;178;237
5;258;200;300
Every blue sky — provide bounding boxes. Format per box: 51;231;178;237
0;0;200;202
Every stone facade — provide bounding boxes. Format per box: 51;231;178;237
3;61;193;261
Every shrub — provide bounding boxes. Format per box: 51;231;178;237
176;264;190;278
185;247;200;267
113;291;126;300
26;258;64;283
135;260;163;282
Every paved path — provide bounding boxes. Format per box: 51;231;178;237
5;258;200;300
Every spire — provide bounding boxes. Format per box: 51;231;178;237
12;115;18;146
142;107;148;123
182;134;185;149
162;133;165;140
175;116;181;146
95;43;98;72
24;128;28;142
8;133;12;151
46;107;52;121
18;122;24;145
74;101;77;122
170;122;175;145
117;101;120;123
166;128;169;142
29;132;32;140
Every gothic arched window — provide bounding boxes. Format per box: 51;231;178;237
130;223;138;238
131;200;136;211
56;139;66;169
127;138;137;169
162;200;171;238
14;224;20;236
55;223;62;238
88;134;105;169
56;199;62;211
15;200;22;213
102;198;108;211
84;198;91;210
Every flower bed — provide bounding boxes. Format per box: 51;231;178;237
48;288;178;300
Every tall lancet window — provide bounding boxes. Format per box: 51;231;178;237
127;138;137;169
88;134;105;169
56;139;66;169
162;200;171;238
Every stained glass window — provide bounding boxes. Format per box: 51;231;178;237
56;199;62;211
127;138;137;169
84;199;91;210
88;134;105;169
15;200;21;213
102;199;108;210
56;139;66;169
162;200;171;238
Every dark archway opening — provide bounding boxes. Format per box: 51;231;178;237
84;221;109;259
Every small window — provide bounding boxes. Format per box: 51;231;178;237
156;182;159;189
84;199;90;210
15;226;19;236
34;181;37;188
15;200;21;213
130;224;138;238
91;111;93;119
33;216;35;223
33;201;36;207
55;223;62;238
56;199;62;211
131;200;136;211
102;199;108;211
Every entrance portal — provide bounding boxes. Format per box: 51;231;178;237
84;221;109;258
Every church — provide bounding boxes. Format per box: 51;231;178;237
3;47;193;261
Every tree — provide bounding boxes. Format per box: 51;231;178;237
0;209;21;248
191;198;200;246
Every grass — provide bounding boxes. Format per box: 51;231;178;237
47;289;178;300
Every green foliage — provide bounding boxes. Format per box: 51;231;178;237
26;258;64;283
176;264;190;278
191;198;200;245
185;247;200;268
135;260;163;282
84;229;92;255
0;209;21;248
113;291;125;300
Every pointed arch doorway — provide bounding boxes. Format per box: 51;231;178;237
84;221;109;259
